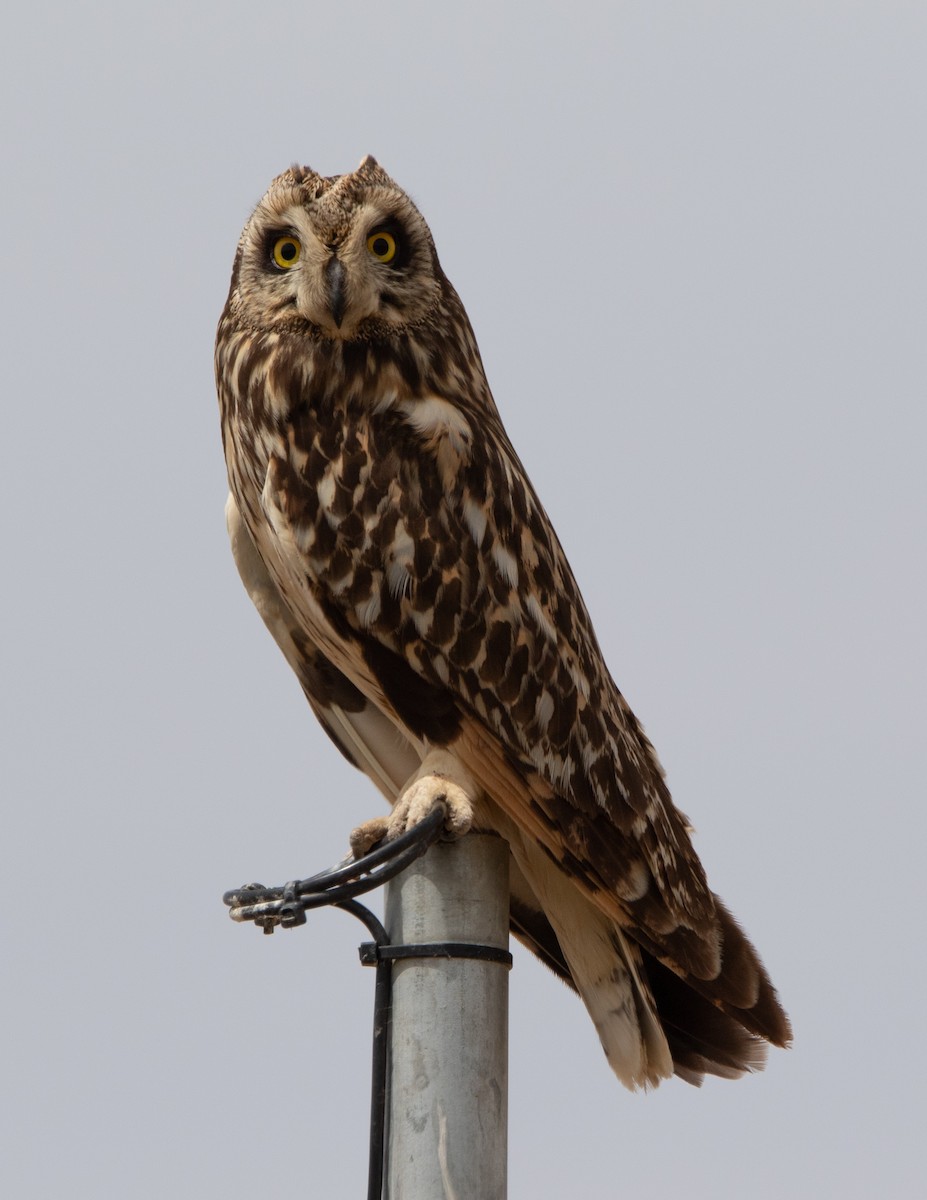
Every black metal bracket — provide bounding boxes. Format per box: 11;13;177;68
359;941;513;968
222;805;447;933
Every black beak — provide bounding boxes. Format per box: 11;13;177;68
325;256;347;328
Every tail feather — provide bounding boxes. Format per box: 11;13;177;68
637;895;793;1050
505;835;789;1087
509;832;673;1089
645;952;771;1085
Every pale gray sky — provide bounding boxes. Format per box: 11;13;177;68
2;3;924;1197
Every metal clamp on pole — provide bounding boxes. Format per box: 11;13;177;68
222;816;510;1200
360;940;513;967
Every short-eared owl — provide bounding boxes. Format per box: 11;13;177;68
216;156;790;1087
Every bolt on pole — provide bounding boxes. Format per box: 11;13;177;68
384;833;510;1200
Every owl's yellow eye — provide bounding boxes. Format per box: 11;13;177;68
272;236;301;269
366;229;398;263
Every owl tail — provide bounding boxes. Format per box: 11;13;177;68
508;832;780;1088
509;833;674;1089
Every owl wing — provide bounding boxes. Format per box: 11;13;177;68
254;390;789;1046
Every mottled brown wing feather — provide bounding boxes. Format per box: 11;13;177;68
259;381;790;1041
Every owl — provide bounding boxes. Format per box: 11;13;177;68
215;156;790;1088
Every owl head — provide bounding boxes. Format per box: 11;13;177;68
225;156;446;341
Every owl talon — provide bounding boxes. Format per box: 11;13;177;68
349;816;391;859
349;761;476;861
390;770;474;843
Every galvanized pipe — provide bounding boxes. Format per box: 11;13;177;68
384;834;510;1200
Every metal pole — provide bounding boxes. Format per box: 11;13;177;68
384;834;509;1200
